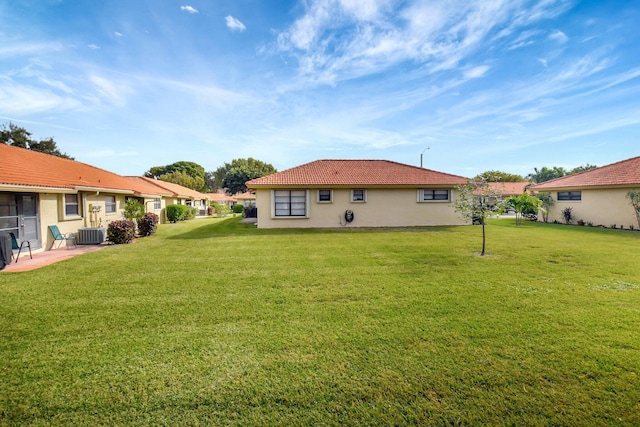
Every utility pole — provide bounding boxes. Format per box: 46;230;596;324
420;147;430;168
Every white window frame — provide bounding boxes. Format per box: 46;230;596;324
64;194;80;218
154;198;161;209
317;189;333;203
557;191;581;201
418;189;450;202
272;190;309;218
105;195;116;214
351;189;367;203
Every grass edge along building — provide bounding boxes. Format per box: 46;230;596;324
247;159;469;228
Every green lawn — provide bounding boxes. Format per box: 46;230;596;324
1;217;639;426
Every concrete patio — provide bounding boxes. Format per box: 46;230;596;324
1;244;108;273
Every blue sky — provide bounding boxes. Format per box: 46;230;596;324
1;0;639;178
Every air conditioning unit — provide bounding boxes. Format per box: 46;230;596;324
77;227;106;245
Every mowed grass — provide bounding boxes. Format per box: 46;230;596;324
1;217;639;426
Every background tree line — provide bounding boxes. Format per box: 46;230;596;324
144;158;277;194
4;122;598;193
0;122;73;159
473;164;597;184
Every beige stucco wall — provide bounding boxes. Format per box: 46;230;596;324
141;197;165;223
543;188;639;228
39;192;130;250
254;188;467;228
3;189;166;256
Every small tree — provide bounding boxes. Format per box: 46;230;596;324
561;207;573;224
123;198;145;222
536;192;554;223
212;203;231;218
626;190;640;229
503;193;543;226
454;179;503;256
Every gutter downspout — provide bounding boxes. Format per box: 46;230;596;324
82;193;89;228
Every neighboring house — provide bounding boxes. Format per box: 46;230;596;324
488;181;531;198
246;159;469;228
0;144;166;254
485;181;532;209
234;191;256;207
206;191;236;207
132;177;210;218
530;156;640;227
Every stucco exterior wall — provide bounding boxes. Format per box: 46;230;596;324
39;192;128;250
544;188;639;228
39;193;75;250
254;188;466;228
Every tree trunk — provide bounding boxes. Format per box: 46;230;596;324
481;219;486;256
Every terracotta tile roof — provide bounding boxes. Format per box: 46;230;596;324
488;181;531;196
531;156;640;190
234;191;255;200
206;192;236;203
125;177;174;197
0;143;161;196
134;176;209;200
247;160;468;188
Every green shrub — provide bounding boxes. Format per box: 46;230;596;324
107;220;136;244
123;198;145;221
185;207;198;220
166;204;187;222
213;203;231;218
137;212;159;236
232;203;244;214
562;207;573;224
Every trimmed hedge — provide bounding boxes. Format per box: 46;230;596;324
166;204;188;222
166;204;198;222
232;203;244;214
107;220;136;244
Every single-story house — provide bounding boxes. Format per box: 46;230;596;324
130;177;210;218
530;156;640;227
246;159;469;228
1;144;210;256
0;144;170;253
206;191;236;207
482;181;532;209
234;191;256;207
488;181;531;197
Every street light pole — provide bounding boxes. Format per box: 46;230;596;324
420;147;430;168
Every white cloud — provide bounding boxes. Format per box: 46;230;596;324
114;32;123;37
180;5;198;14
274;0;578;86
89;74;132;107
506;30;540;50
338;0;386;21
0;42;63;57
549;30;569;43
464;65;490;79
88;44;100;50
225;15;246;32
0;79;80;115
